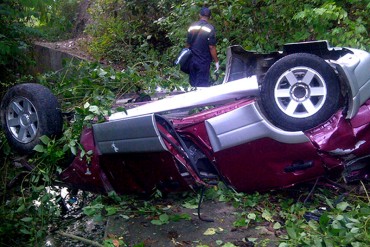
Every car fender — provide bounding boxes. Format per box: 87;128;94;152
331;48;370;119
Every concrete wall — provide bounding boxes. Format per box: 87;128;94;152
30;44;83;74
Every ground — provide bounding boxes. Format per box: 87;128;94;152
105;199;279;247
48;195;281;247
43;180;369;246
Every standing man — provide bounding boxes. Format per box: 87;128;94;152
186;7;219;87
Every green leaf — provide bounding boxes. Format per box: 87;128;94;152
222;243;236;247
319;213;330;227
308;220;319;231
331;220;343;230
20;228;31;235
89;105;100;114
278;243;289;247
98;68;107;77
247;213;256;220
133;243;145;247
83;206;96;216
94;214;104;222
33;144;45;152
233;218;247;227
21;217;33;222
335;215;344;221
105;207;117;216
215;240;223;245
324;238;334;247
325;197;334;209
286;225;297;239
39;135;51;145
262;210;273;222
182;201;198;209
70;146;77;155
351;242;362;247
313;236;324;247
336;202;349;211
151;219;163;225
159;213;169;222
218;194;228;202
247;238;258;243
119;214;130;220
204;228;217;235
16;204;25;213
273;222;282;230
170;213;191;222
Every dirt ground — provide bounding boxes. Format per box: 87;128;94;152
105;199;279;247
48;195;280;247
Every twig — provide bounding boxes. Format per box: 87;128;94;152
303;177;320;204
56;231;104;247
360;180;370;204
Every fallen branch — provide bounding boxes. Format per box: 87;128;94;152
56;231;103;247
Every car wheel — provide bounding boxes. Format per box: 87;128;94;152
1;83;63;154
259;53;341;131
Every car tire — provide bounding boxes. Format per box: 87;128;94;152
259;53;341;131
0;83;63;154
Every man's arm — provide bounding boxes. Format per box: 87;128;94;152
209;45;218;63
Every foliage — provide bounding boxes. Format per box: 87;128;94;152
0;135;64;245
278;186;370;247
85;0;369;71
38;59;188;110
2;0;369;87
292;0;370;49
33;0;80;41
0;0;37;83
85;0;179;66
0;0;80;84
202;182;370;246
82;191;191;233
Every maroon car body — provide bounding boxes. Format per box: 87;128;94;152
60;98;370;195
2;41;370;196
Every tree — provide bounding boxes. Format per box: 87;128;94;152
0;0;78;88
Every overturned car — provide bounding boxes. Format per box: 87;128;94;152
1;40;370;195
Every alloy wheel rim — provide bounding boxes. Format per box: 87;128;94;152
274;66;327;118
6;97;39;143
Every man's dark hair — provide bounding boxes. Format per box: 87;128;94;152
200;7;211;17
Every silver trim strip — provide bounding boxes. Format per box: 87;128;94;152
205;103;309;152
